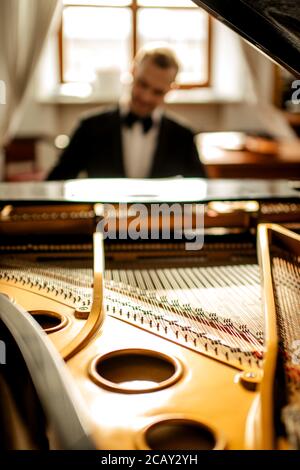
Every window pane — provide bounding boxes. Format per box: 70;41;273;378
137;8;208;84
138;1;197;7
63;7;132;83
63;1;131;6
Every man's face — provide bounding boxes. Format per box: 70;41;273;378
130;58;177;117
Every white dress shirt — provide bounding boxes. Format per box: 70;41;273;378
120;104;162;178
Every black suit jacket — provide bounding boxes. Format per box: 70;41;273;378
47;107;206;180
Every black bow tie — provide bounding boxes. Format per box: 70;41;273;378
123;111;153;134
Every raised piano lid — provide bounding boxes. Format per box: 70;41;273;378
192;0;300;77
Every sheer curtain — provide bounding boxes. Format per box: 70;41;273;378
0;0;61;179
240;39;297;140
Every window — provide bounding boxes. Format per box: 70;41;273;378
60;0;211;88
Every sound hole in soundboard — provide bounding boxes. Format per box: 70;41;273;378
90;349;182;393
144;419;220;450
30;311;68;333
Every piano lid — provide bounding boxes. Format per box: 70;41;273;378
0;179;299;203
192;0;300;77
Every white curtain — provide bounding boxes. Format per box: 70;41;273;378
0;0;61;179
240;39;297;140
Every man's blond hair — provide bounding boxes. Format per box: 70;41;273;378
134;45;180;75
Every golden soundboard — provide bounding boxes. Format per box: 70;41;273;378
0;178;299;450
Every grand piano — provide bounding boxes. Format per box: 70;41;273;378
0;1;300;451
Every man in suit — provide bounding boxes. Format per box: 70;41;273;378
47;46;206;180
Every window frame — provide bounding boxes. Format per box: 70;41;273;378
58;1;212;89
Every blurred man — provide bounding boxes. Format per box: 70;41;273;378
47;46;206;180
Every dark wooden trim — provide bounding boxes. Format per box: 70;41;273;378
273;64;283;108
132;0;138;59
